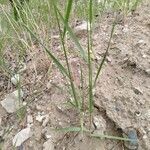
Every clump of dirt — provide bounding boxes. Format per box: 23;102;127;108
0;0;150;150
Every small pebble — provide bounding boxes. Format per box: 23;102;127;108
133;87;143;95
134;111;141;117
27;115;33;127
74;21;90;32
123;128;138;150
138;39;144;44
42;115;49;127
74;20;91;37
142;54;147;58
93;115;106;135
106;56;112;62
36;113;45;122
45;134;51;139
23;102;27;106
146;69;150;75
11;74;20;85
123;25;129;33
143;135;147;139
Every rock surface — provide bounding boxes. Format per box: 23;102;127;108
93;115;106;134
13;127;32;147
1;90;23;113
43;139;54;150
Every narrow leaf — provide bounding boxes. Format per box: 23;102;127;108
63;0;73;38
53;3;88;62
56;127;81;132
91;133;137;142
94;21;116;86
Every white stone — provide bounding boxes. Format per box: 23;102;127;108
23;101;27;106
27;115;33;127
93;115;106;134
106;56;112;62
36;113;45;122
142;54;147;58
13;127;32;147
146;69;150;75
42;115;49;127
138;39;144;44
74;21;91;33
143;135;148;139
123;25;129;33
45;134;52;139
43;139;54;150
1;90;23;113
51;35;59;39
11;74;20;85
36;105;42;110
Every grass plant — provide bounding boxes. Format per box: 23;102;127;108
0;0;142;146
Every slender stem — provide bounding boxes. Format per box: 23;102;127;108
94;21;116;87
63;0;73;39
88;0;93;129
53;2;79;109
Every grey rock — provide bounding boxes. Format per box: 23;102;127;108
1;90;23;113
123;128;138;150
43;139;54;150
133;87;143;95
13;127;32;147
93;115;106;135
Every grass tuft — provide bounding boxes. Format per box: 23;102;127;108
0;0;142;146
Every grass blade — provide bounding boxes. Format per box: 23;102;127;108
87;0;94;127
91;133;137;142
63;0;73;38
56;127;81;132
53;3;88;62
53;3;79;108
94;21;116;86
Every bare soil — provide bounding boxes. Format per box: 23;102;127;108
0;0;150;150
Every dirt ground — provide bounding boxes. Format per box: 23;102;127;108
0;0;150;150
